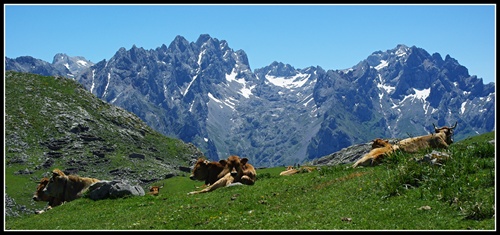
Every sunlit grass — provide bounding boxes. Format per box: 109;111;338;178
6;132;495;230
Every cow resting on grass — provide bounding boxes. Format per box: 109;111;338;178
280;166;319;176
352;138;398;168
217;155;257;185
280;166;296;176
42;168;100;204
189;158;226;187
148;183;164;196
187;155;256;195
32;177;63;214
397;122;457;153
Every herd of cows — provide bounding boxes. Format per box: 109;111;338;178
352;122;457;168
31;122;458;215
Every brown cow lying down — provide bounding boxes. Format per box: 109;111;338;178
352;138;398;168
42;168;100;204
218;155;257;185
187;155;256;195
397;122;457;153
280;166;296;176
148;183;164;196
32;177;63;214
280;166;318;176
189;158;226;187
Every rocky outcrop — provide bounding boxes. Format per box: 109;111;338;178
88;180;145;200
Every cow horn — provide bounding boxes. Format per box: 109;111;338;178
433;123;438;131
450;121;457;129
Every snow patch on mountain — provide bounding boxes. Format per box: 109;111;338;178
461;101;468;114
226;68;255;98
374;60;389;70
183;48;206;96
395;45;409;57
301;94;314;107
103;72;111;97
90;69;96;94
208;92;235;111
376;74;395;99
265;72;311;89
77;60;89;66
391;88;430;109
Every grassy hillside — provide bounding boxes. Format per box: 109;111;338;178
5;131;495;230
4;71;205;215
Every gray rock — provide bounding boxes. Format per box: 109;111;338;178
88;180;145;200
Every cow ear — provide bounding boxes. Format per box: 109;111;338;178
241;158;249;165
219;159;227;166
52;169;64;177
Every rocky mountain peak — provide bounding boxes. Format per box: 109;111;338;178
52;53;94;77
169;35;191;53
5;35;495;168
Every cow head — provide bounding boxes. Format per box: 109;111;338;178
189;158;210;181
433;122;457;144
148;183;164;196
218;155;249;179
33;177;51;202
371;138;390;149
189;158;227;181
43;169;68;199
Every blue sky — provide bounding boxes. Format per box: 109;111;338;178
4;4;496;84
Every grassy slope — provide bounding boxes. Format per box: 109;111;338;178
5;132;495;230
4;71;202;212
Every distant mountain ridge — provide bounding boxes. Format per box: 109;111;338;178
5;53;94;78
5;34;495;167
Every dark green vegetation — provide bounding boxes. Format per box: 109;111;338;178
5;71;204;214
5;131;495;230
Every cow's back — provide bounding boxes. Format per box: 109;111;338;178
64;175;100;201
397;132;450;153
397;136;431;153
353;140;396;168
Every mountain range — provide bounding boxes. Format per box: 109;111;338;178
5;34;495;167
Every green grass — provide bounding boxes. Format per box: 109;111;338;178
5;132;495;230
5;71;203;212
